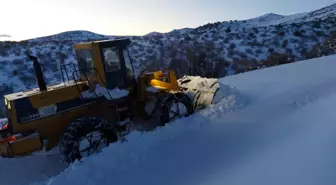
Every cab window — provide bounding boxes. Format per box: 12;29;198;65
75;49;95;76
123;49;134;79
103;47;121;72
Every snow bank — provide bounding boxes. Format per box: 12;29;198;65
178;75;246;109
0;154;67;185
200;82;246;119
35;54;336;185
210;93;336;185
33;79;247;185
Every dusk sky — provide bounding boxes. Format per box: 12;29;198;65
1;0;335;41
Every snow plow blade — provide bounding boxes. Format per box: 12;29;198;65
178;76;225;109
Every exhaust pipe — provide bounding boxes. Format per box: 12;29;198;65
27;55;47;91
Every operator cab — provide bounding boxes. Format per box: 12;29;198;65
74;38;135;90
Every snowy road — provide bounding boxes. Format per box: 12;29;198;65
2;55;336;185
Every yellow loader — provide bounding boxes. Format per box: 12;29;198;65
0;38;223;163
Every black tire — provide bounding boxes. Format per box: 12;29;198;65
58;116;118;163
159;93;194;125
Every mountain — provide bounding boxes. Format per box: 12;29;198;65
4;53;336;185
27;30;115;42
0;34;11;38
0;3;335;116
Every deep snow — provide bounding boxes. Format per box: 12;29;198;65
2;54;336;185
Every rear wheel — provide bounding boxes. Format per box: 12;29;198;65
58;116;119;163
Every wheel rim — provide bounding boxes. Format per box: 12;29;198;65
76;131;108;157
167;97;188;120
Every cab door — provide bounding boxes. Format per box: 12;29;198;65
100;46;135;89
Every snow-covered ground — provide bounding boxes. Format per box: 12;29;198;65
0;153;67;185
2;54;336;185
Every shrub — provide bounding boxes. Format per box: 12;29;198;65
184;36;192;41
225;27;231;33
236;51;248;59
245;48;253;55
146;48;154;54
50;62;59;73
279;31;285;36
282;40;288;48
12;70;18;76
0;83;14;95
27;67;35;74
286;48;293;54
252;27;259;34
19;75;36;85
13;58;24;66
294;30;302;37
315;30;325;37
248;32;256;39
275;25;282;31
260;33;267;37
255;49;263;55
312;21;321;29
14;50;21;56
229;43;236;49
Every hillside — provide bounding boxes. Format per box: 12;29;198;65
0;3;335;115
2;53;335;185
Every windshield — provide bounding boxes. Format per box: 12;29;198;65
102;47;121;72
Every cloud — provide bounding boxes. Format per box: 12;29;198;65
0;34;11;37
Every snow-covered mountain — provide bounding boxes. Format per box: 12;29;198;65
0;34;11;38
0;3;335;116
241;3;336;27
242;12;306;27
27;31;117;42
2;51;336;185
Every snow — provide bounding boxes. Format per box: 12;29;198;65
209;94;336;185
81;85;129;99
104;87;129;99
0;118;8;130
0;154;67;185
0;54;23;61
10;54;333;185
145;86;159;93
178;76;225;106
244;12;310;27
243;3;336;28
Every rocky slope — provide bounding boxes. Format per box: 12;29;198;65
0;3;335;115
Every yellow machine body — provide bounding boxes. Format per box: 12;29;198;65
0;38;187;157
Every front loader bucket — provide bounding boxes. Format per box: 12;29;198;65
178;76;225;109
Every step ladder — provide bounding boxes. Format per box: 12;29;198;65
62;66;133;137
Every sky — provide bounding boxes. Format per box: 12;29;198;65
0;0;335;41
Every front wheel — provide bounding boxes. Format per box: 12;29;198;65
159;93;194;125
58;116;119;163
